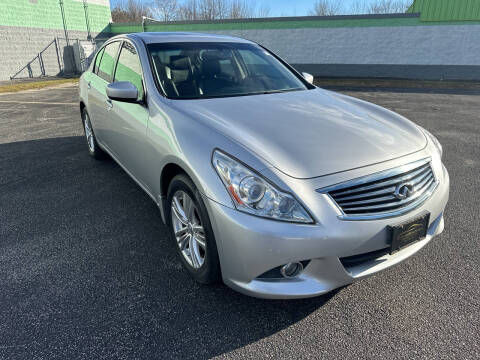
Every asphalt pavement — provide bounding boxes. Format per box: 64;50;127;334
0;84;478;359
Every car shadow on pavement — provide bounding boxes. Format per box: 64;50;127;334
0;136;338;359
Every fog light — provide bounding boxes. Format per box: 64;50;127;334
280;262;303;278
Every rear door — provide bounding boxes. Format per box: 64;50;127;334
85;46;104;135
108;41;151;190
87;41;121;151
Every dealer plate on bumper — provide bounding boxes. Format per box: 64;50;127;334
388;212;430;254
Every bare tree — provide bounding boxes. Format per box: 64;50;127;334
174;0;271;21
216;0;229;19
111;0;153;22
366;0;412;14
151;0;178;21
198;0;229;20
177;0;199;20
113;0;413;24
349;0;368;14
229;0;255;19
309;0;343;16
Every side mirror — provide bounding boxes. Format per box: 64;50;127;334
302;72;314;85
106;81;139;103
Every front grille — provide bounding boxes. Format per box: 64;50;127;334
318;158;438;220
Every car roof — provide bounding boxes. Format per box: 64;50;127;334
126;32;254;44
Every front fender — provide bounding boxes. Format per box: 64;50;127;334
147;95;297;221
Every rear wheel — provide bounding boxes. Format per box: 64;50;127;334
167;174;221;284
82;108;106;160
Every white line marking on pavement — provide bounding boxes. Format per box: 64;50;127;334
0;101;77;106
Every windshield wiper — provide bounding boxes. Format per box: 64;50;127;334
261;88;304;95
178;87;306;100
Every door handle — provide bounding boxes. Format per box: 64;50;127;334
105;99;113;110
87;81;91;89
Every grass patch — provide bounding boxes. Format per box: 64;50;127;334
0;78;79;94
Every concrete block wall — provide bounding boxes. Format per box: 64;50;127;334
199;25;480;80
0;0;111;80
1;27;104;80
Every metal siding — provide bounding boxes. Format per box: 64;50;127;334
410;0;480;21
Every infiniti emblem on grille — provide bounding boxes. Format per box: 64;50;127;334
394;183;414;200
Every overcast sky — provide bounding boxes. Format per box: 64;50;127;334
109;0;388;17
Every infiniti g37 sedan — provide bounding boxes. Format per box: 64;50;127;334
79;32;449;299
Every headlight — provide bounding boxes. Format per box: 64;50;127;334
212;150;314;223
423;129;443;158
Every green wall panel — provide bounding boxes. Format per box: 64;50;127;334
409;0;480;21
0;0;111;32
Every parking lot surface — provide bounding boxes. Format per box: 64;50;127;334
0;84;478;359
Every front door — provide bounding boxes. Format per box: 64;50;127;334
108;41;151;191
87;41;121;153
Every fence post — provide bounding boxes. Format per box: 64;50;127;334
54;37;62;74
76;39;80;74
39;52;45;77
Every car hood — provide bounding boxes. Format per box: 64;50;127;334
174;88;427;179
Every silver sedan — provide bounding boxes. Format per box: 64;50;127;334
79;32;449;299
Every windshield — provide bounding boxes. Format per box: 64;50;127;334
147;42;308;99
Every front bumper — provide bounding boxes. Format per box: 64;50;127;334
204;163;450;299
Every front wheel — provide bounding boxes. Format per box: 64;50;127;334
166;174;221;284
81;108;107;160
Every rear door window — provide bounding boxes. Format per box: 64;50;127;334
93;47;105;74
97;41;121;82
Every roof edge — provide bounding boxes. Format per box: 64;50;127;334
111;13;420;27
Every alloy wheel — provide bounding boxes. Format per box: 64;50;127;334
83;113;95;152
171;190;207;269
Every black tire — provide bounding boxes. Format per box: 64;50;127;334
81;108;107;160
166;174;221;284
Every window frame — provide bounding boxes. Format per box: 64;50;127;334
96;40;122;83
93;47;105;75
112;39;146;102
